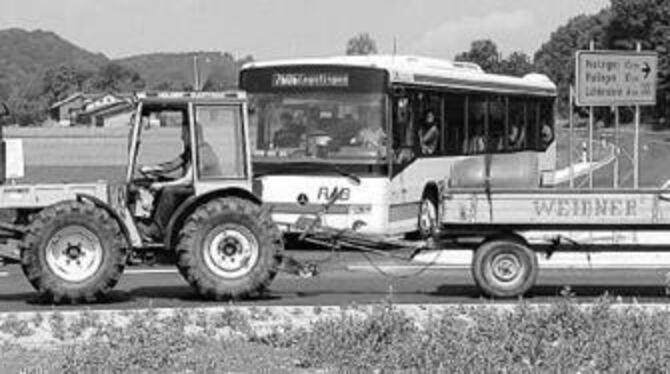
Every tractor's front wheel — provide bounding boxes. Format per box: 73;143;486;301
20;201;127;303
176;197;283;300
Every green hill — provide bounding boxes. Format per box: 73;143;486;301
0;27;251;125
115;51;252;90
0;28;108;99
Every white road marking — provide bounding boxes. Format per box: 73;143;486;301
0;271;9;277
347;264;465;271
347;263;670;272
125;268;178;275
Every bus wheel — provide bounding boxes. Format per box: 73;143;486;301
176;197;283;300
418;192;438;238
472;239;538;298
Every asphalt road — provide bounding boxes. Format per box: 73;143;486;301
0;250;669;311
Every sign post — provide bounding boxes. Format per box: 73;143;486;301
613;106;619;188
575;48;658;189
634;42;642;188
588;41;594;190
568;85;574;188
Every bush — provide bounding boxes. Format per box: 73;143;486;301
29;295;670;372
61;311;199;373
294;301;422;370
288;295;670;372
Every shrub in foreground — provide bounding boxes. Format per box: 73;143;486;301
38;295;670;372
291;295;670;372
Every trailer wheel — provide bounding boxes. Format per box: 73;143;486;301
20;201;127;303
418;191;438;238
472;239;538;298
176;197;283;300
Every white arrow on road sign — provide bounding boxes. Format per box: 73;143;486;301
575;50;658;107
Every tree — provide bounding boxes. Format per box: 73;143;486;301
498;51;534;77
605;0;670;122
6;93;47;126
40;65;92;104
346;33;378;55
455;39;501;73
534;10;611;115
91;63;145;92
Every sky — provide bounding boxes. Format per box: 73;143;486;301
0;0;609;60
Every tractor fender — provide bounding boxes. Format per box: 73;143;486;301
76;193;134;247
164;187;262;251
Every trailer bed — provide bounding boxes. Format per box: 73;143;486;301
442;188;670;226
440;188;670;247
0;182;107;209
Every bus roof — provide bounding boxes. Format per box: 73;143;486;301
242;55;557;96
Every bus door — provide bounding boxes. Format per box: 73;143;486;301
388;90;442;233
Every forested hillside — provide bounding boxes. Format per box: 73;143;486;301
0;28;250;125
2;0;670;125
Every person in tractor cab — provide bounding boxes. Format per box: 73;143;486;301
138;122;221;241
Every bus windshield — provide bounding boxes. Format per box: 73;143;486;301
249;92;386;163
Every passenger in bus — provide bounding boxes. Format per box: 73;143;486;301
273;112;304;148
464;107;486;153
418;110;439;155
507;123;525;150
541;123;554;147
330;113;360;147
353;122;385;149
464;128;486;154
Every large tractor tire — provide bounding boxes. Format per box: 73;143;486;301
471;239;538;298
20;201;127;303
176;197;283;300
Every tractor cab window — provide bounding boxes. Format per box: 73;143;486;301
193;105;246;179
134;104;189;179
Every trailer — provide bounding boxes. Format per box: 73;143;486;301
419;187;670;297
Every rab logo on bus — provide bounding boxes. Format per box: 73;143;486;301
317;187;350;201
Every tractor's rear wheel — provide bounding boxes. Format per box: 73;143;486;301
176;197;283;300
20;201;127;303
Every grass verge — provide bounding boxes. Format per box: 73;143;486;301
1;294;670;372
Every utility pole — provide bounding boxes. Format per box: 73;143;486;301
192;55;200;91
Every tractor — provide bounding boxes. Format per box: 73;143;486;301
0;92;284;303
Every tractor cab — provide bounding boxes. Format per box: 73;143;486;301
125;91;255;245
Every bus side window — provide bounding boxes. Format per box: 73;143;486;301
539;99;555;149
488;96;505;152
508;99;527;151
444;94;465;155
465;95;487;154
527;101;540;150
418;93;441;156
392;96;415;163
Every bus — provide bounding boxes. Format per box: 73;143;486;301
240;55;557;237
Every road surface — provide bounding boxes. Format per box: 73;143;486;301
0;250;668;311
